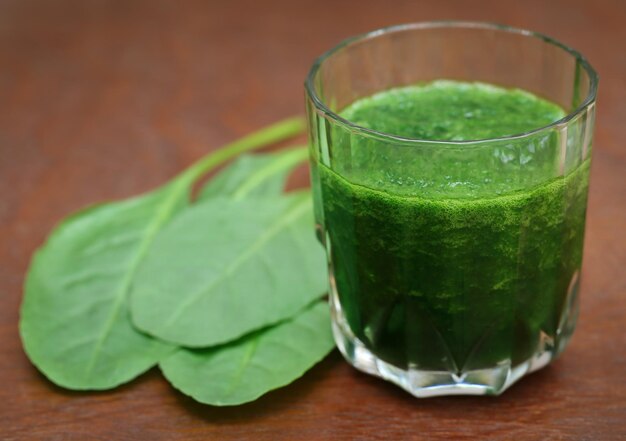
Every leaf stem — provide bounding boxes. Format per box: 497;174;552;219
178;117;306;186
232;146;309;200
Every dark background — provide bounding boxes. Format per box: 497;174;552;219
1;0;625;439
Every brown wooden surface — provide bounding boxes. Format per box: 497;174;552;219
1;0;625;439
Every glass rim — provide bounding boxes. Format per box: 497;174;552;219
305;21;599;146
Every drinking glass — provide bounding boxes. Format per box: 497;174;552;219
305;22;598;397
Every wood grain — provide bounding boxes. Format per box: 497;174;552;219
1;0;625;439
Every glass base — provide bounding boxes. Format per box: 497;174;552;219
330;294;570;397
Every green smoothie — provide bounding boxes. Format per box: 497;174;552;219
317;80;589;371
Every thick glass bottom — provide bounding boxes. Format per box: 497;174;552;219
330;290;575;397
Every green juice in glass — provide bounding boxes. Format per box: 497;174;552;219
317;80;589;372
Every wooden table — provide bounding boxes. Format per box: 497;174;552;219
1;0;624;439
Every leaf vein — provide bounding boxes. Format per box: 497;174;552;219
162;197;310;328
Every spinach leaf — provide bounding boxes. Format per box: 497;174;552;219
130;192;327;347
198;147;308;200
160;300;334;406
20;117;305;390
